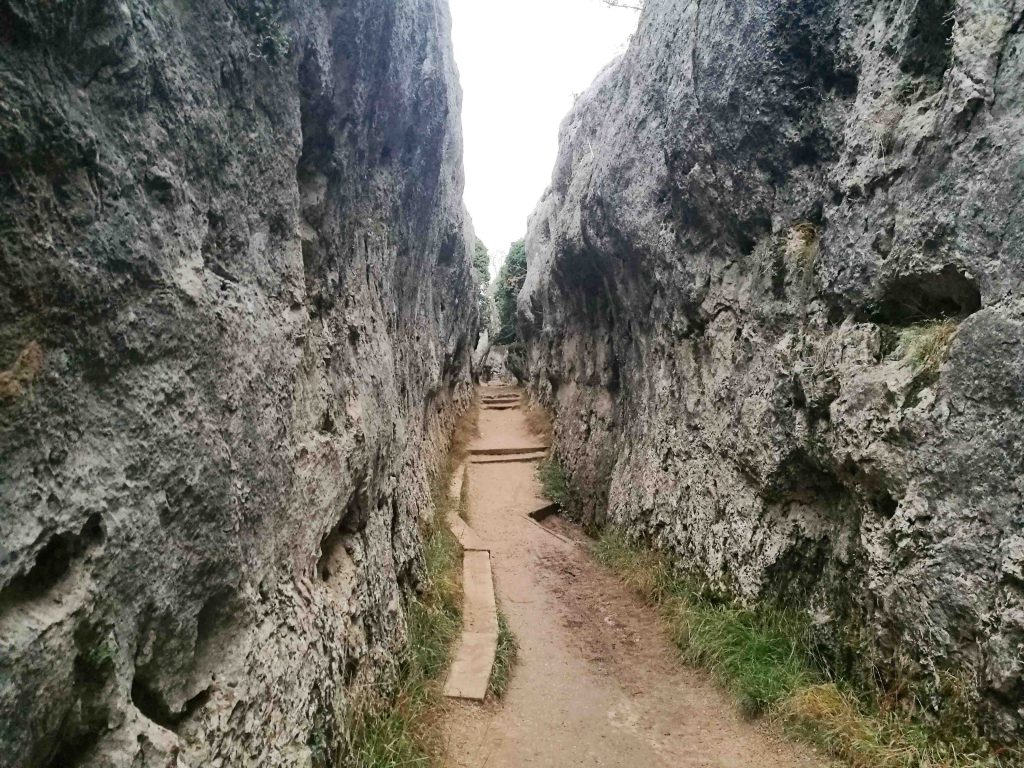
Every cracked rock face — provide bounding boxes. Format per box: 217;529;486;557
0;0;476;765
521;0;1023;741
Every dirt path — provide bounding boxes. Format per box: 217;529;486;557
441;389;829;768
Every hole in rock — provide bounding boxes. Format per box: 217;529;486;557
826;69;859;97
318;485;367;581
130;675;211;732
763;538;831;603
438;229;458;265
871;266;980;325
791;378;807;409
874;492;899;518
42;621;118;768
195;591;235;662
762;450;847;505
900;0;955;84
0;514;104;606
131;677;179;730
319;410;335;434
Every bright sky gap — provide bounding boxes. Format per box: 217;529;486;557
449;0;639;275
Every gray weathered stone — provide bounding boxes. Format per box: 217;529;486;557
0;0;477;765
521;0;1024;742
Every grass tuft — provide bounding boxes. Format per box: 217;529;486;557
594;528;1023;768
898;319;958;376
488;607;518;698
522;395;553;442
0;341;43;401
681;602;812;715
784;222;820;274
536;456;569;509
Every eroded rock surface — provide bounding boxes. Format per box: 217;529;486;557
521;0;1024;741
0;1;477;765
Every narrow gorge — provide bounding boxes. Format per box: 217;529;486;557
520;0;1024;748
3;0;1023;766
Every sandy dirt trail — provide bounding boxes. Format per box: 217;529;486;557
442;390;828;768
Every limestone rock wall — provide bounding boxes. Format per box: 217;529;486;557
0;1;477;765
521;0;1024;742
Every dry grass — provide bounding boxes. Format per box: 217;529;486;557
521;394;553;443
0;341;43;401
447;401;480;470
784;222;820;272
778;681;1022;768
898;319;958;376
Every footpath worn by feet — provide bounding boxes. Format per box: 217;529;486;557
443;386;551;701
442;387;829;768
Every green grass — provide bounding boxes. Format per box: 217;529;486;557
595;530;810;715
536;456;569;508
593;528;1022;768
679;602;812;715
343;505;462;766
488;607;519;698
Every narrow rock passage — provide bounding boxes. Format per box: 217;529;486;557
442;387;828;768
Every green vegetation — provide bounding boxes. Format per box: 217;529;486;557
488;608;519;698
536;456;568;509
680;601;811;716
595;530;809;715
494;239;527;345
472;239;494;336
594;529;1022;768
236;0;292;63
343;501;462;766
897;319;958;376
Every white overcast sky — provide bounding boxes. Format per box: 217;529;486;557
448;0;639;275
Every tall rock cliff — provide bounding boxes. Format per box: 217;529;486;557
0;1;477;765
521;0;1023;742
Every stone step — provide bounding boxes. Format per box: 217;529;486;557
447;512;488;551
468;445;549;456
470;452;547;465
443;630;498;700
